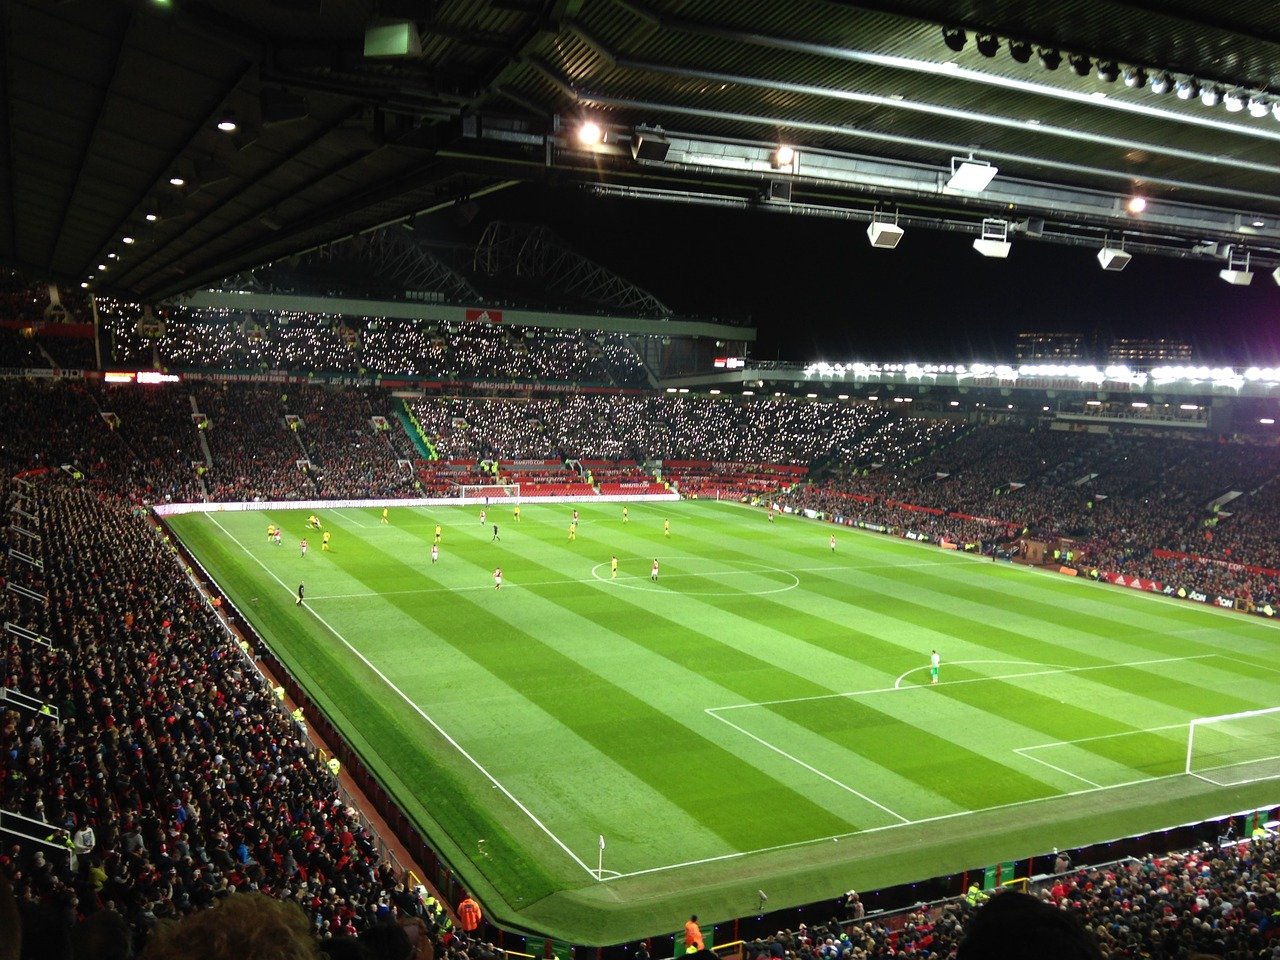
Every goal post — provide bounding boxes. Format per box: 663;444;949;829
1186;706;1280;787
456;483;520;502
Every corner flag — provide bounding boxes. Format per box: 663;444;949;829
599;835;606;850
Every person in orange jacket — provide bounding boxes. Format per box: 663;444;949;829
458;894;482;935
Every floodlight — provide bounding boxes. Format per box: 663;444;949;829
1219;246;1254;285
1122;67;1146;89
1068;54;1091;77
1175;78;1199;100
630;129;670;162
973;218;1011;258
1096;61;1119;82
1149;72;1172;94
1223;89;1246;112
975;34;999;57
771;145;796;169
1097;246;1132;271
80;282;89;289
121;236;135;245
1200;85;1222;107
216;113;237;133
145;213;158;222
1249;97;1270;118
168;174;185;186
1037;48;1061;71
1127;196;1147;214
947;157;998;191
942;26;966;52
867;217;904;249
577;121;603;145
1007;39;1031;64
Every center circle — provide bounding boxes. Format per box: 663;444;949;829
590;557;801;596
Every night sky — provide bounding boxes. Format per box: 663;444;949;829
473;183;1280;366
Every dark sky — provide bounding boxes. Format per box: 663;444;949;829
473;183;1280;366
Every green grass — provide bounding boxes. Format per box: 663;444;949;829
167;500;1280;944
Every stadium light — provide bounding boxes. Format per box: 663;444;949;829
1097;242;1132;271
1223;89;1246;112
216;112;238;133
867;213;904;249
1127;196;1147;214
1037;48;1061;71
577;121;603;146
1122;67;1146;89
1271;265;1280;287
974;34;999;57
947;156;998;192
771;145;796;169
121;236;135;245
942;26;966;52
972;218;1011;258
1095;61;1119;82
1201;85;1222;107
145;212;158;221
1176;78;1199;100
1220;246;1254;285
1068;54;1091;77
1007;39;1031;64
1150;72;1173;94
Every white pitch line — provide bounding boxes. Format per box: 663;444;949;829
1012;747;1103;788
709;654;1219;712
333;510;371;528
705;708;911;824
1017;722;1189;751
202;514;599;879
893;658;1063;689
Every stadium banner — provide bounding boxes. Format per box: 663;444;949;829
152;491;679;516
1100;572;1162;591
1152;547;1280;579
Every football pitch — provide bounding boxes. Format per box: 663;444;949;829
167;500;1280;944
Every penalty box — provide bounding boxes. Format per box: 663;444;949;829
706;654;1268;829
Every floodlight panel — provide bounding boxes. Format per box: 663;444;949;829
947;159;998;191
973;238;1012;258
1097;247;1132;271
867;221;904;249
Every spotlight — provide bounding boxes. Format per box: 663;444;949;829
1127;196;1147;214
97;264;107;271
1097;245;1132;271
168;174;186;186
1068;54;1091;77
1122;67;1147;89
1149;72;1173;94
1175;78;1199;100
1200;85;1222;107
771;145;796;169
1223;89;1245;112
216;113;237;133
80;282;89;289
1037;48;1061;71
972;218;1011;258
942;26;966;52
975;34;999;57
145;213;158;222
1249;97;1270;118
1096;61;1119;82
947;156;998;191
1220;246;1254;285
122;236;135;245
1007;39;1031;64
867;215;904;249
577;121;603;145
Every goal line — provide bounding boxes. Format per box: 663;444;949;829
455;482;520;502
1186;705;1280;787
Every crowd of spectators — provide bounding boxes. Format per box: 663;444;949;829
99;306;650;388
0;479;457;957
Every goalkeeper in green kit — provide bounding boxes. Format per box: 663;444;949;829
930;649;940;685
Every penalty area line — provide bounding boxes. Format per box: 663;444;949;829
201;513;599;880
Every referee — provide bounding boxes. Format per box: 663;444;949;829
296;581;305;606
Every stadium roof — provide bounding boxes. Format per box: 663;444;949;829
8;0;1280;301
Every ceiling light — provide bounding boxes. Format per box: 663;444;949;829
145;213;158;221
867;216;904;249
1127;196;1147;214
107;252;117;259
1096;61;1119;82
168;175;186;187
1176;78;1199;100
577;121;603;146
1122;67;1147;89
80;282;89;288
1223;89;1246;112
1249;97;1270;118
1263;418;1276;425
1149;72;1172;94
1037;48;1061;71
97;264;107;271
947;156;998;191
122;236;134;244
1253;219;1266;227
1200;85;1222;107
1007;39;1031;64
1097;245;1132;271
771;144;795;168
1220;246;1254;285
942;26;966;53
216;113;237;133
1068;54;1091;77
974;34;999;57
973;218;1011;258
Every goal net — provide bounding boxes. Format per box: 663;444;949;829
456;483;520;502
1186;706;1280;787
